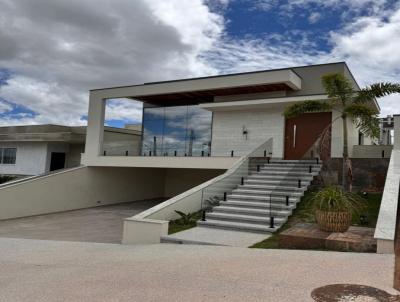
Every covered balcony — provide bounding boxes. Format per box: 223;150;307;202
81;68;302;169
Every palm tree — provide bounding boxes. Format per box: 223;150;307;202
283;73;400;190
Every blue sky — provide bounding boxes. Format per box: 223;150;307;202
0;0;399;127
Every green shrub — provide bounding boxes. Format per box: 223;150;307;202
309;186;366;214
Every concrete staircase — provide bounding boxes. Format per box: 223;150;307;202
197;158;322;234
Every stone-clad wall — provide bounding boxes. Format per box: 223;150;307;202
314;158;390;192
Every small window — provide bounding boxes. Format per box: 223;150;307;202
358;132;364;145
2;148;16;164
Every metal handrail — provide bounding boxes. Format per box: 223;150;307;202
200;138;273;211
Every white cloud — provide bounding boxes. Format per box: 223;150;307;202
0;0;222;125
0;0;399;127
308;12;321;24
329;9;400;115
0;100;12;114
105;99;142;124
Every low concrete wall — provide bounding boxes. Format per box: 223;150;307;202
352;145;392;158
122;157;245;244
374;149;400;254
0;166;165;220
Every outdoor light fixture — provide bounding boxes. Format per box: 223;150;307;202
242;126;248;140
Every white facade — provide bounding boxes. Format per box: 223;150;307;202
211;107;285;157
0;142;48;176
0;141;83;176
0;125;141;176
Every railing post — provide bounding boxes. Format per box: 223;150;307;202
269;193;274;228
270;216;275;228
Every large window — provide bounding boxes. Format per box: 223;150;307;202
142;105;212;156
0;148;16;164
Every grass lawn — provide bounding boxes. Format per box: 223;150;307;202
168;211;203;235
250;191;382;249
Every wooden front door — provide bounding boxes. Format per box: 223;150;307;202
284;112;332;160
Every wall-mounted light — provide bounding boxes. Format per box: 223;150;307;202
242;126;248;140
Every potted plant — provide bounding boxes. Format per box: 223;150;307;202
310;186;365;232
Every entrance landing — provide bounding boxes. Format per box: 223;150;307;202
161;226;270;247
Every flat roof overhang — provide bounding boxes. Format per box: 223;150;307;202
90;69;302;105
0;132;86;143
199;94;329;111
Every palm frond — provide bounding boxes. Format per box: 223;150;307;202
321;73;354;100
344;104;380;138
355;82;400;103
283;100;332;118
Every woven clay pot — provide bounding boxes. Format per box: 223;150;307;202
315;210;352;232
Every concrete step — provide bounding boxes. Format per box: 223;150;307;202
249;163;322;168
220;199;297;210
238;184;306;192
254;167;321;173
269;159;323;164
213;205;291;217
227;194;300;205
250;170;319;177
244;179;311;187
231;189;304;197
206;212;286;224
247;172;314;181
197;219;279;233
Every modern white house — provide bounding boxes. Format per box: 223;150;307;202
0;124;141;176
0;62;396;253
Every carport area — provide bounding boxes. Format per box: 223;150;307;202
0;199;164;243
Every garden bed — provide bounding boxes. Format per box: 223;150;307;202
251;192;382;249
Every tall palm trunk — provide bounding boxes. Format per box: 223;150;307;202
342;113;349;190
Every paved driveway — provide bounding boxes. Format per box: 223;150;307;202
0;199;163;243
0;238;397;302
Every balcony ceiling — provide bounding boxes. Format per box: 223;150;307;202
133;83;292;106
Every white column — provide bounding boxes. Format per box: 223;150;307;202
394;115;400;150
83;92;106;161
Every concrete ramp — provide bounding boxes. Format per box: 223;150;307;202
0;166;165;220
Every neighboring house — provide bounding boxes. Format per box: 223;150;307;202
0;124;141;176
